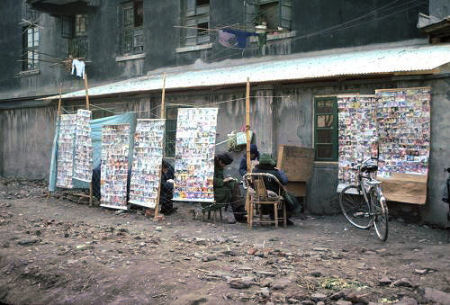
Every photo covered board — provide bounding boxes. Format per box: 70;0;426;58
375;88;431;204
56;114;77;188
337;95;378;188
73;109;93;182
129;119;165;208
173;108;218;202
376;88;431;178
100;124;130;210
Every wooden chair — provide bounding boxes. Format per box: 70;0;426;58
243;173;287;228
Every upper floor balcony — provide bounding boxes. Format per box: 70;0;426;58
27;0;99;16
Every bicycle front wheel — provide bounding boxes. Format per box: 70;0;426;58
340;185;372;229
371;190;389;241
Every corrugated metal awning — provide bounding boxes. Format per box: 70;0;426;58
43;43;450;100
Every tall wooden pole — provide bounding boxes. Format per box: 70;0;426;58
84;74;90;110
57;84;62;116
245;78;251;173
245;78;251;226
83;73;93;206
154;73;167;220
161;73;166;119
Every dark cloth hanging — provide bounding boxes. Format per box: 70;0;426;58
220;28;258;49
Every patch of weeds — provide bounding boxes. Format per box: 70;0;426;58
320;277;367;291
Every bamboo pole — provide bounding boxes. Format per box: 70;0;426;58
83;73;93;206
84;74;90;110
245;78;251;174
57;84;62;116
245;78;252;226
154;73;167;221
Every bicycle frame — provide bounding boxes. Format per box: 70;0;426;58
355;158;386;215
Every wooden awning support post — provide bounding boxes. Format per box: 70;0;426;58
245;78;251;226
154;73;167;221
83;74;93;206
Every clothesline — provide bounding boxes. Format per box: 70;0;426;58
59;95;292;117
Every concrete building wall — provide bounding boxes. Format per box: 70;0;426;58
423;78;450;227
1;75;448;226
0;105;57;179
0;0;430;100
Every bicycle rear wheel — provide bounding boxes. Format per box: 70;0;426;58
340;185;372;229
371;189;389;241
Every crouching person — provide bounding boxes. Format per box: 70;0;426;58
159;160;177;215
214;153;246;223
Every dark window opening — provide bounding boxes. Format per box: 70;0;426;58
22;26;39;71
134;1;143;27
121;1;144;54
245;0;292;31
62;14;88;59
164;106;189;157
314;97;338;161
180;0;210;46
196;0;209;6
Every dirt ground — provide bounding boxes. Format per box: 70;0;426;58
0;179;449;305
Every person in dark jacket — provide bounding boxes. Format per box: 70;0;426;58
239;144;260;176
253;153;301;225
214;152;246;222
160;159;176;215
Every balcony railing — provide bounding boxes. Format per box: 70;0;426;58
69;36;88;59
27;0;98;15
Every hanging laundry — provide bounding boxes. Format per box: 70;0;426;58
218;30;236;48
218;28;258;49
71;59;85;79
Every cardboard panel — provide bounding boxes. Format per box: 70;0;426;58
285;182;307;197
378;173;427;205
277;145;314;182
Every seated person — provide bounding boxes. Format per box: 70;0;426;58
239;144;260;177
160;160;176;215
214;153;246;222
253;153;301;225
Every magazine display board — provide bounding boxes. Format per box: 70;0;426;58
129;119;165;208
375;87;431;204
56;114;77;188
376;88;431;177
100;124;130;210
337;95;378;188
173;108;218;202
73;109;93;182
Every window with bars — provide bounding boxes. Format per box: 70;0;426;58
164;106;190;157
121;0;144;55
180;0;210;46
245;0;292;30
314;97;338;161
22;25;39;71
62;14;89;58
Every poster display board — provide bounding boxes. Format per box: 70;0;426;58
100;124;130;210
375;88;430;205
337;95;378;187
56;114;77;188
376;88;431;178
173;108;218;202
129;119;165;208
73;109;93;182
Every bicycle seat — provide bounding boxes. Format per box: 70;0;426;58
361;164;378;172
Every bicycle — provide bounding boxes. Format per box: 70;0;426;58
339;158;389;241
